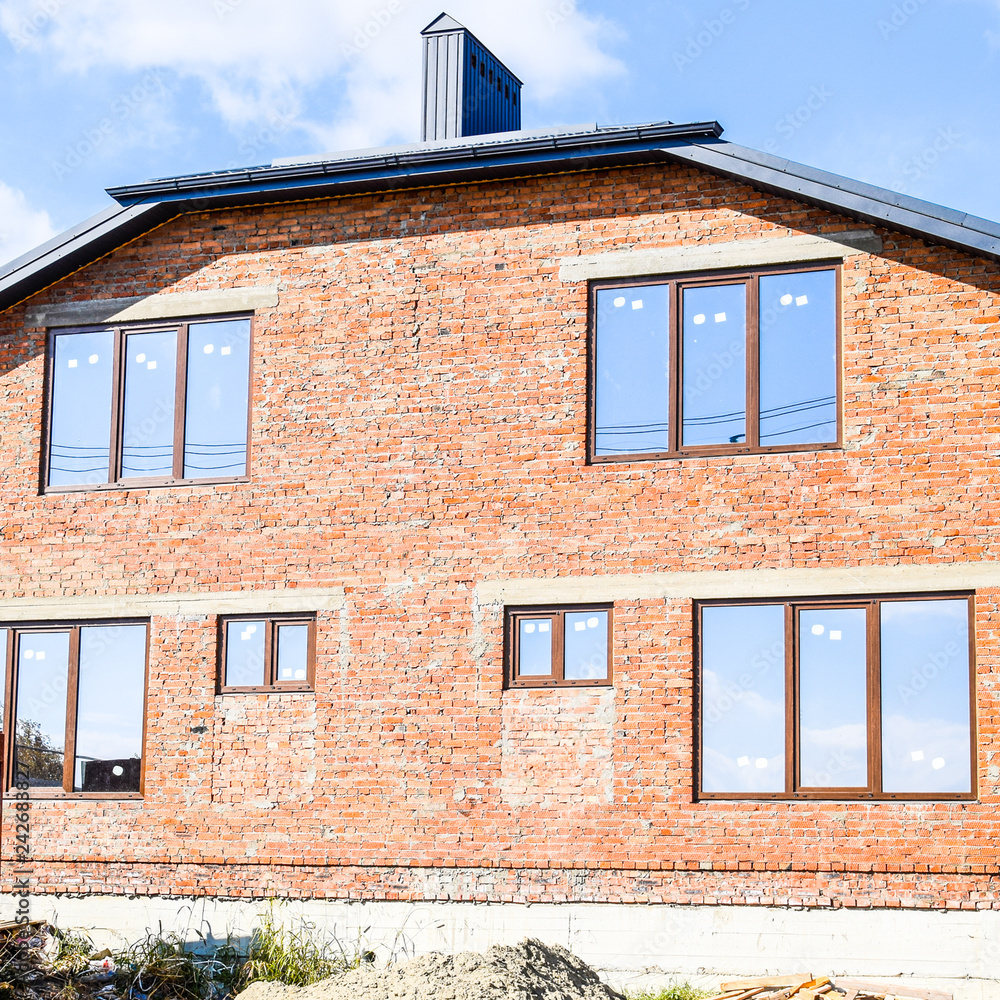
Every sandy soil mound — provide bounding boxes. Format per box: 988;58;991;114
236;938;625;1000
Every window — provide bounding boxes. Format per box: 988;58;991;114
45;315;252;490
697;595;975;800
3;621;148;795
506;605;612;688
219;615;316;692
591;264;839;460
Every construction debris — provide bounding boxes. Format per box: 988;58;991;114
705;976;952;1000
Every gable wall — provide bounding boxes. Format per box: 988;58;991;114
1;161;1000;911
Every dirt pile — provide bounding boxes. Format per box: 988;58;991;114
236;938;624;1000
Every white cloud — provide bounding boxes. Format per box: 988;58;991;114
0;0;626;154
0;181;57;268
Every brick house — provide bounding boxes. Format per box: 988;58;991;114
2;14;1000;992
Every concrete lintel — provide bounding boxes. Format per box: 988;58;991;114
477;562;999;605
558;231;884;283
26;285;280;328
0;586;344;621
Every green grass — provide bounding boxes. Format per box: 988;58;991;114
236;907;359;989
628;983;714;1000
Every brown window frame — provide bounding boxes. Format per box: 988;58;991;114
505;604;613;689
218;614;317;693
42;313;254;493
2;619;149;800
588;261;843;463
695;593;978;802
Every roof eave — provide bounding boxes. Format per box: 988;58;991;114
661;140;1000;264
0;202;175;317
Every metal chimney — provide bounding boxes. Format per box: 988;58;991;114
420;13;522;142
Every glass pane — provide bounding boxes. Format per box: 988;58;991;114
74;625;146;792
594;284;670;455
564;611;609;680
121;330;177;479
799;608;868;788
880;599;971;793
13;631;70;788
0;629;7;720
276;624;310;682
701;605;786;793
49;330;114;486
682;283;747;446
759;269;837;446
225;620;266;686
184;319;251;478
517;618;552;676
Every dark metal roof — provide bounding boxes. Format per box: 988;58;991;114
2;120;997;315
105;121;721;206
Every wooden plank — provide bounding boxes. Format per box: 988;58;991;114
832;981;951;1000
706;990;765;1000
795;978;834;1000
723;976;813;991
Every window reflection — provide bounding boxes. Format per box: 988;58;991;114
276;624;309;682
682;283;747;446
121;330;177;478
701;605;785;793
184;319;251;478
759;270;837;446
14;632;70;788
49;330;114;486
518;619;553;676
799;608;868;788
226;620;266;686
0;628;6;719
74;625;146;792
880;599;971;793
564;611;608;680
594;284;670;455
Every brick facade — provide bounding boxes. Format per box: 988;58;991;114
2;161;999;912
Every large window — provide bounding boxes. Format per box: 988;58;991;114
591;264;839;460
3;622;148;795
219;614;316;692
505;605;612;688
46;316;252;490
698;595;975;800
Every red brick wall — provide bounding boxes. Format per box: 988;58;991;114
1;161;999;907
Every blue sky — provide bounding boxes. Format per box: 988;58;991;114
1;0;998;267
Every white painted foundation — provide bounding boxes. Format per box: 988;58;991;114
8;895;1000;999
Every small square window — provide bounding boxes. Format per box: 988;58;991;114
219;615;315;692
506;605;612;688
